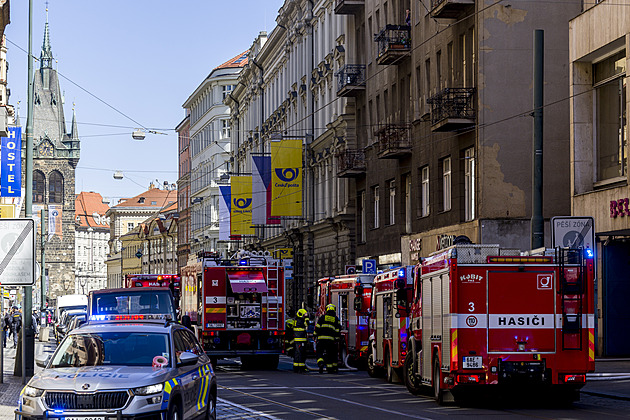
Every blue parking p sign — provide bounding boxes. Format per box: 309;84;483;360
362;259;377;274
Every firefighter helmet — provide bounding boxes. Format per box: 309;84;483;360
326;304;336;312
297;308;307;318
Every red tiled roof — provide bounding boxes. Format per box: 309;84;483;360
215;51;248;70
75;191;110;228
114;188;177;209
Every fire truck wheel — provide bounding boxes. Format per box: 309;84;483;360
404;351;421;395
433;358;444;404
367;351;383;378
265;354;280;370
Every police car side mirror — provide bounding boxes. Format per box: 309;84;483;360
177;352;199;367
36;354;52;368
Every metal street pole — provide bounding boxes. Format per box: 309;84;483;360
41;209;46;309
23;0;35;381
531;30;544;250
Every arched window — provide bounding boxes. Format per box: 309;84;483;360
49;171;64;204
33;171;45;203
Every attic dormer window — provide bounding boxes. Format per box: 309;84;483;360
138;197;145;204
151;201;157;205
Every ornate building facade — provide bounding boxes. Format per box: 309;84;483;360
74;191;109;294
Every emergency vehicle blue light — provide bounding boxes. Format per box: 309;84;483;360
54;410;64;414
585;249;594;259
239;259;248;266
89;315;107;321
398;268;406;278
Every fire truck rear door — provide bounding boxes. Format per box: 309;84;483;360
487;270;556;353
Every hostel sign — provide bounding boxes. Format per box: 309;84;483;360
0;127;21;197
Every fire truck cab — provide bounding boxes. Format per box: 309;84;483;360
368;266;415;382
403;244;595;403
181;252;285;369
317;273;375;367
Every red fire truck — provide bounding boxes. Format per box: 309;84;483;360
402;244;595;403
124;274;181;305
181;252;285;369
317;273;375;367
367;266;415;382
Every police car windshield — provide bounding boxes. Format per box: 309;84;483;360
91;290;175;318
50;332;171;368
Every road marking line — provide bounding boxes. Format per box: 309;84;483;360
296;388;436;419
217;397;282;419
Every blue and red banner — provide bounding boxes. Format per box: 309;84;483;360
252;155;280;226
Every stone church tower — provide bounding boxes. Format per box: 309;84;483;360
31;16;80;300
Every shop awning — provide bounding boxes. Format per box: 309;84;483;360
228;271;268;293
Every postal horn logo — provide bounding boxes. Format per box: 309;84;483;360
234;198;252;209
275;168;300;183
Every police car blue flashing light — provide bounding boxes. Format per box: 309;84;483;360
398;268;406;278
585;248;594;259
239;259;248;266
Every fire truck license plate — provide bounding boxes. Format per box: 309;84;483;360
462;356;482;369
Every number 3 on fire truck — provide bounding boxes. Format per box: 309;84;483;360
468;302;475;312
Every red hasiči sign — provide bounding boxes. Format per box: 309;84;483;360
610;198;630;218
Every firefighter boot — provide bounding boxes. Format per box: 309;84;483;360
318;359;324;374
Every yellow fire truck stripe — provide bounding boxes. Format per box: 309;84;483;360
451;330;458;366
589;329;595;362
205;308;226;313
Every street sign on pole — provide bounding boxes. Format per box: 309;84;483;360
551;216;595;250
362;259;377;274
345;265;356;275
0;218;35;286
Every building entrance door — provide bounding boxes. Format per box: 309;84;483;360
603;240;630;356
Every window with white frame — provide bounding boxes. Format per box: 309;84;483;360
421;166;430;217
442;157;451;211
221;120;231;139
222;85;233;101
464;148;476;221
594;51;627;181
388;180;396;225
373;185;380;229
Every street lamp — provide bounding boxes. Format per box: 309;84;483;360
132;129;168;141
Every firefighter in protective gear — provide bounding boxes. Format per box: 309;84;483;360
315;303;341;373
284;308;296;358
293;308;309;373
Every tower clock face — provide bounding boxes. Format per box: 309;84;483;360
38;143;53;157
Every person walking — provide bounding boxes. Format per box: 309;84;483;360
284;308;296;359
11;307;22;348
1;310;10;348
4;308;13;347
293;308;309;373
314;304;341;373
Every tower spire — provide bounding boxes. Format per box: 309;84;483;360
40;4;53;69
71;103;79;140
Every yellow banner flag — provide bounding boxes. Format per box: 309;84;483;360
230;176;254;236
271;138;302;216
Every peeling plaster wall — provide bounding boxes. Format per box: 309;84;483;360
477;0;581;220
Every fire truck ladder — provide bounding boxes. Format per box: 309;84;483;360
266;268;280;330
558;248;584;351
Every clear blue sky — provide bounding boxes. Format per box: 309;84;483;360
5;0;285;204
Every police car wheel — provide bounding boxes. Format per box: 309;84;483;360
205;391;217;420
168;400;183;420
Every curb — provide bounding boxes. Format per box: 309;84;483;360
582;390;630;402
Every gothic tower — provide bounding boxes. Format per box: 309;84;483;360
31;12;80;301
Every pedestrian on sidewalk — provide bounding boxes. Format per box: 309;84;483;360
11;307;21;348
4;308;13;347
1;310;9;348
32;310;40;339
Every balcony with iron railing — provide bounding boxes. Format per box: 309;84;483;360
374;25;411;65
427;87;476;132
334;0;364;14
336;149;366;177
430;0;475;18
375;123;412;159
336;64;366;97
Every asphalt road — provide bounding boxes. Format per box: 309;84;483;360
215;356;630;420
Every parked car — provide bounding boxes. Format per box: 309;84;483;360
65;313;86;334
17;318;216;419
54;309;86;342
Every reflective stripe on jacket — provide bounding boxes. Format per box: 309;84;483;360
314;312;340;341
